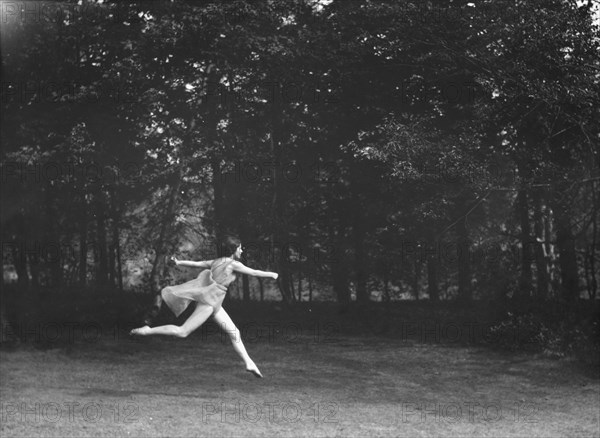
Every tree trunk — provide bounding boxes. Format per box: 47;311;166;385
27;251;40;293
206;65;225;251
545;208;560;296
516;190;533;301
297;220;310;303
533;190;549;300
239;226;251;302
242;274;250;302
257;277;264;302
588;181;597;299
269;94;292;304
149;175;182;295
105;191;116;288
584;248;593;299
0;303;17;344
212;160;225;248
383;273;390;302
109;192;124;292
94;190;109;289
328;220;350;307
13;216;29;292
108;237;115;287
332;261;350;306
427;252;439;302
289;272;296;301
353;203;368;304
456;213;471;302
412;258;421;300
111;218;123;292
45;187;62;289
79;205;87;287
553;200;580;303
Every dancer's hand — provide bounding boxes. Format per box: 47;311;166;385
170;256;179;266
271;272;278;280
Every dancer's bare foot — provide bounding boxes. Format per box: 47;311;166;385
129;325;151;336
246;364;263;378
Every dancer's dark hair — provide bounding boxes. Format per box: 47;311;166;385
217;236;241;258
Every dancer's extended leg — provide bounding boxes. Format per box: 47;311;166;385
213;307;263;378
131;303;213;338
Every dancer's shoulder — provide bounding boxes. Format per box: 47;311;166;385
212;257;234;267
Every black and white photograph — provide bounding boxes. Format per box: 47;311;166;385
1;0;599;437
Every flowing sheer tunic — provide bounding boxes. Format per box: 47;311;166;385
161;258;236;317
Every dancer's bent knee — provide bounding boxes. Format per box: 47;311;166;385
174;326;190;338
225;327;241;343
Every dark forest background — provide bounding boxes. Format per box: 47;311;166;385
1;0;599;361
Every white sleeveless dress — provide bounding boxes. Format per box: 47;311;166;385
161;258;236;317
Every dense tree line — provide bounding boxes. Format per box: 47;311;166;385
1;0;598;314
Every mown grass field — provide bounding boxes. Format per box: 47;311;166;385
1;302;599;438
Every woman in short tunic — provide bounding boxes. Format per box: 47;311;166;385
160;257;235;318
130;237;278;378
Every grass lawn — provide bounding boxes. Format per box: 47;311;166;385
1;324;598;438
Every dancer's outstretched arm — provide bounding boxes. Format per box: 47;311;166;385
171;256;213;269
231;261;278;279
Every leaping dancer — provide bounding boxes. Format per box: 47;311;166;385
130;236;278;378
